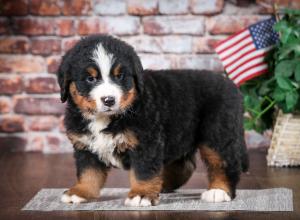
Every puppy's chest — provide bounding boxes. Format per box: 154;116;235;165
76;118;137;168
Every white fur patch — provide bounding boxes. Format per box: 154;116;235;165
92;43;114;80
61;194;87;204
75;116;129;168
124;196;158;207
91;43;123;113
201;189;231;203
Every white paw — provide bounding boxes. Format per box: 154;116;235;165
61;193;87;204
124;195;159;207
201;189;231;203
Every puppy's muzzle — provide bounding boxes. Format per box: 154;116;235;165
101;96;115;107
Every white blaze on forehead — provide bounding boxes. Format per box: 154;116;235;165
92;43;114;81
90;43;123;112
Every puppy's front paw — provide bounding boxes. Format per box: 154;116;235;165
124;194;159;207
201;188;231;203
61;186;97;204
61;193;87;204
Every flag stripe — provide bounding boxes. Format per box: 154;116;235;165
216;33;252;55
229;60;266;80
215;29;249;52
218;37;252;59
233;64;268;84
235;69;268;85
226;49;269;72
222;45;256;65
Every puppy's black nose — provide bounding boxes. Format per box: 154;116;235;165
101;96;115;107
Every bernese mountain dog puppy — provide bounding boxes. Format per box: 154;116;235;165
57;34;249;207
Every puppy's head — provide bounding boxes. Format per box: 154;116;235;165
57;35;143;117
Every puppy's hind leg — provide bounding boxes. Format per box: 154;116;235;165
199;145;240;203
161;155;196;193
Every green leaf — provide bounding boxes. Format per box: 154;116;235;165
276;75;294;90
273;87;286;102
244;118;254;130
295;63;300;82
275;60;296;77
286;90;299;111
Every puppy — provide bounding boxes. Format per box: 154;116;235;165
57;34;249;206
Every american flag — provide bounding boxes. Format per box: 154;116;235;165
215;17;279;85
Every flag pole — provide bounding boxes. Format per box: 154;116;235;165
272;2;280;22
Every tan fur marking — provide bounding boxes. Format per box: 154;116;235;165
200;146;230;193
87;67;98;78
66;132;86;150
69;82;96;113
128;170;162;202
120;88;136;110
117;130;139;152
112;64;121;77
65;168;108;199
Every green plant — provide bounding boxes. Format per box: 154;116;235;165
240;9;300;133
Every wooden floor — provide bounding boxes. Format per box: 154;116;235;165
0;149;299;220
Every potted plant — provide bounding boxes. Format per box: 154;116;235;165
240;9;300;166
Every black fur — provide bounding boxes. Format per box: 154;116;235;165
57;34;249;199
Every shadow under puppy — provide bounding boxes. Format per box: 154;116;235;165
57;35;249;206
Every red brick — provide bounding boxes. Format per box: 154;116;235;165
0;76;23;94
77;17;101;35
0;18;10;34
206;15;264;35
62;0;92;15
31;38;61;55
191;0;224;15
176;55;223;71
14;97;65;115
159;0;189;15
78;17;140;35
0;97;11;114
27;116;59;131
25;76;60;93
12;18;56;35
55;19;75;36
193;36;225;54
0;115;25;133
0;37;30;54
128;0;158;15
26;136;44;151
0;55;45;73
30;0;61;15
0;136;27;152
46;56;61;73
62;37;80;52
0;0;28;16
143;16;204;35
94;0;126;15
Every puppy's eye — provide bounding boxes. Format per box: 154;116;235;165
115;72;124;80
86;76;97;83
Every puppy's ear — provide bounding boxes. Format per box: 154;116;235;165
130;52;144;94
57;55;71;103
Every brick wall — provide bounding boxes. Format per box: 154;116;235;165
0;0;299;153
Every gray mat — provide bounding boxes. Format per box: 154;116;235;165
22;188;293;211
